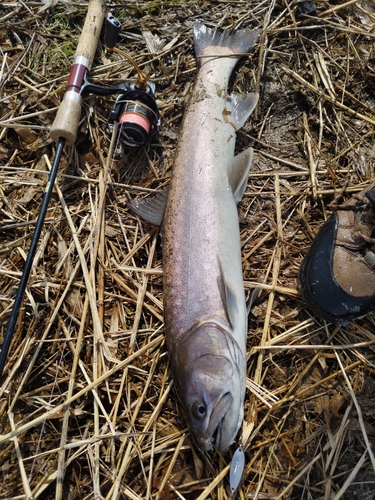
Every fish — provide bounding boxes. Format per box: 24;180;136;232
129;21;260;451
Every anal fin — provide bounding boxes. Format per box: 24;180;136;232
127;187;168;226
228;147;253;203
226;93;259;131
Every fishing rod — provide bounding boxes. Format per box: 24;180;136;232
0;2;160;378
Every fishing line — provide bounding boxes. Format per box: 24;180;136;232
28;318;71;482
29;120;121;484
3;8;156;479
0;0;105;378
0;4;161;377
26;171;94;484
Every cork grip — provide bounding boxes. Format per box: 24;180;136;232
73;0;106;70
50;0;106;145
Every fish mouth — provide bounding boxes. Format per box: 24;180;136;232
212;419;223;449
207;392;233;450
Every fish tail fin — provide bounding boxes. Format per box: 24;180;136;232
193;21;260;61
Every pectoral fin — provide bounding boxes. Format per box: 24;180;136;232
228;147;253;203
217;257;238;329
127;187;168;226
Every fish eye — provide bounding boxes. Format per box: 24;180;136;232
193;402;207;419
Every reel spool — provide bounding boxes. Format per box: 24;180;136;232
107;82;160;147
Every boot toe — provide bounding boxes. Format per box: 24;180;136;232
299;213;375;324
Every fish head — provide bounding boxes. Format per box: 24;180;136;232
173;322;245;452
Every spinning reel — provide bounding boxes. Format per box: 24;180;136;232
81;13;161;147
106;80;160;147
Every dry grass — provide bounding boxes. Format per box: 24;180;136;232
1;0;375;498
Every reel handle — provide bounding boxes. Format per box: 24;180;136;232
50;0;107;145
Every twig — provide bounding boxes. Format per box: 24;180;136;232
0;336;163;445
9;412;33;500
334;350;375;471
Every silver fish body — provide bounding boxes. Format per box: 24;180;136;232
162;23;260;451
128;22;259;451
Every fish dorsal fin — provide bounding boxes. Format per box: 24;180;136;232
226;93;259;130
217;256;238;329
127;187;168;226
228;147;253;203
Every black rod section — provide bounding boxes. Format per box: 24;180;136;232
0;138;66;377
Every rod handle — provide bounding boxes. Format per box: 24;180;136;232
73;0;106;69
50;0;106;145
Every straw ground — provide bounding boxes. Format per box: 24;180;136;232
1;1;375;498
